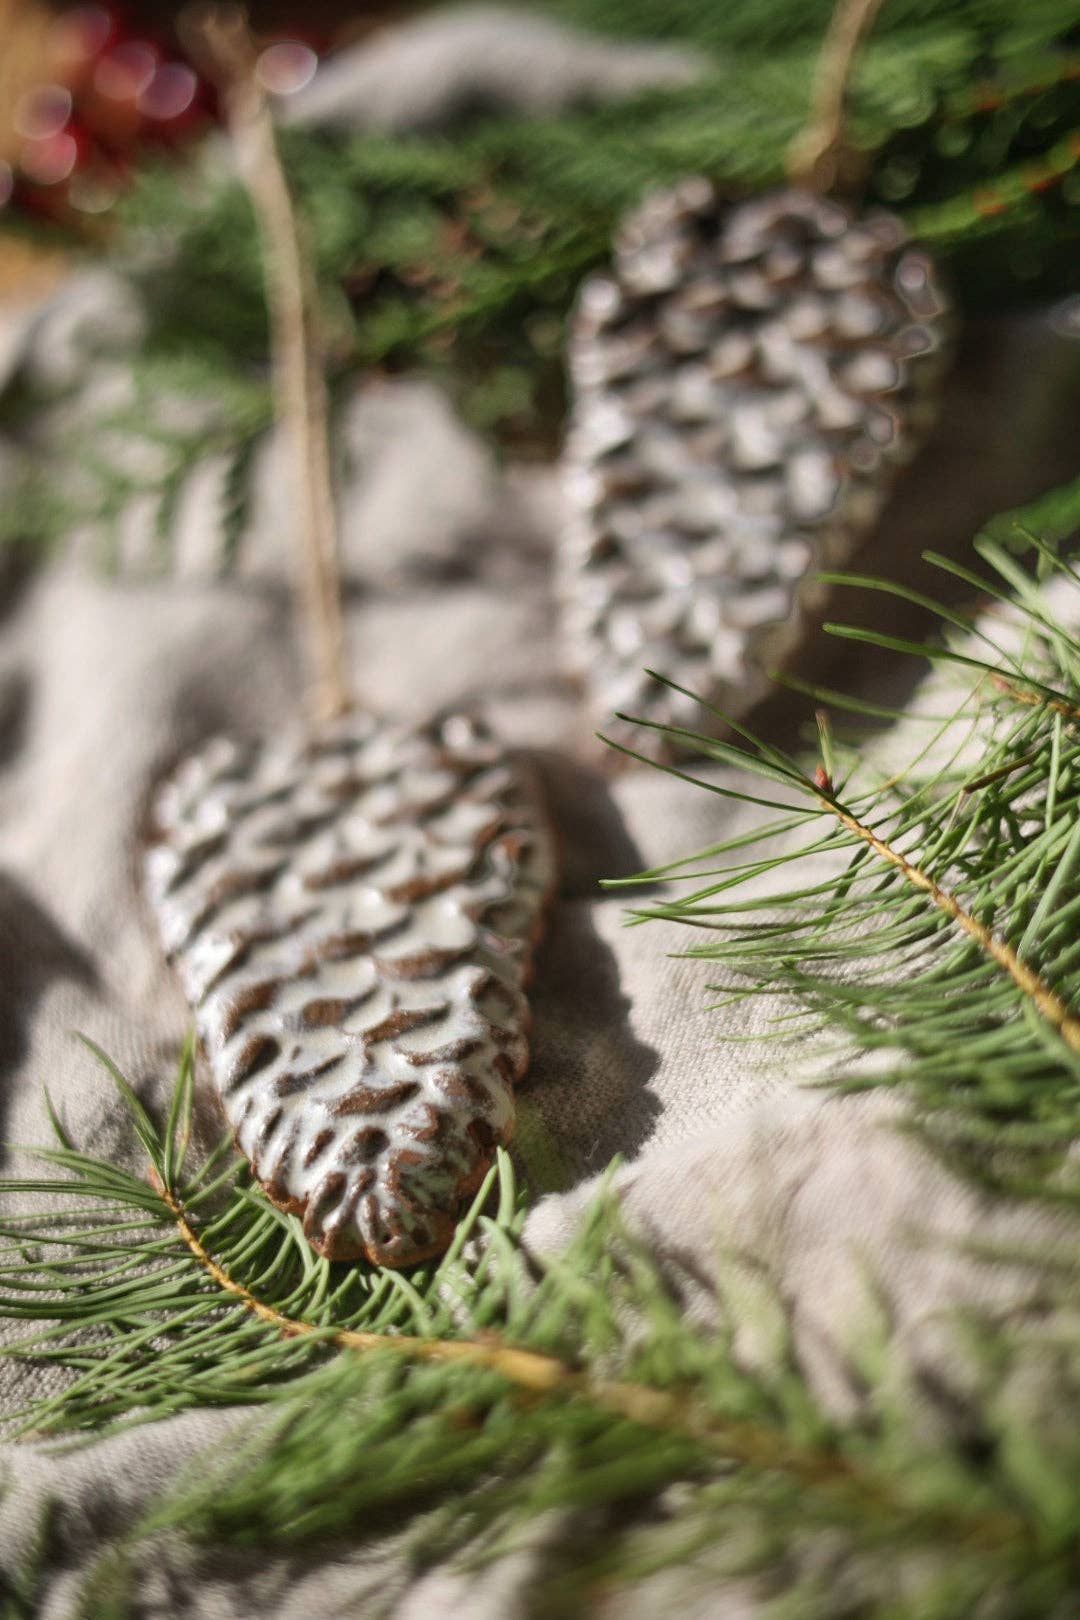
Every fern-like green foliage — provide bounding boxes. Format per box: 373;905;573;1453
1;0;1077;565
3;481;1080;1615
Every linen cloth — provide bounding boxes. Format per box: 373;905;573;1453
0;9;1079;1615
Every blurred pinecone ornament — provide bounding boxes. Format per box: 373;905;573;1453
559;0;950;761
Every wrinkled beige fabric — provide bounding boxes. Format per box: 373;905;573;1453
1;9;1080;1616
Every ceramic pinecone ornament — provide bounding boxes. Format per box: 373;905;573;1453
560;179;949;759
144;17;557;1271
147;713;554;1267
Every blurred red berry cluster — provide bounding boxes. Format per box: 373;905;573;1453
2;5;321;229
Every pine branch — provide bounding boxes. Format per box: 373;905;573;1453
612;477;1080;1190
990;672;1080;724
152;1167;571;1395
4;1042;1072;1617
144;1145;1017;1554
3;1;1077;566
2;1044;935;1502
817;788;1080;1053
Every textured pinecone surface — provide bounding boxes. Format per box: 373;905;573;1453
146;713;555;1268
561;181;949;759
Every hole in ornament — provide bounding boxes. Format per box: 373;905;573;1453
307;1172;347;1229
254;1105;283;1154
226;1035;280;1091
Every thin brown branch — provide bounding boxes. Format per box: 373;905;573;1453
962;750;1041;793
787;0;884;192
184;5;351;726
154;1176;1019;1552
157;1175;565;1391
820;794;1080;1052
991;673;1080;724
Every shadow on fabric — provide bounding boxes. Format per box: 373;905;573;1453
0;870;100;1157
521;752;662;1188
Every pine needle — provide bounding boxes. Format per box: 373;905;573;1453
613;477;1080;1187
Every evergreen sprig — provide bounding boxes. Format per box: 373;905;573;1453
1;0;1077;568
4;1033;1080;1617
607;475;1080;1199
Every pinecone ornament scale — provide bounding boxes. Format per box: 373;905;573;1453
561;181;948;758
146;712;555;1268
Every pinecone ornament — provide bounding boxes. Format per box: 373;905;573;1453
143;18;562;1275
560;179;949;760
146;713;555;1268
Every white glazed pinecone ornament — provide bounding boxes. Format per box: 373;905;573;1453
560;179;949;759
146;712;555;1268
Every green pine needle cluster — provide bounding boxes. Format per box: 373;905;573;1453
609;475;1080;1199
1;0;1078;565
3;479;1080;1614
4;1035;1080;1617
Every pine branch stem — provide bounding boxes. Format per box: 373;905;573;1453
188;6;351;726
157;1175;569;1392
961;751;1041;792
991;673;1080;724
153;1177;1018;1553
821;793;1080;1052
787;0;884;191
